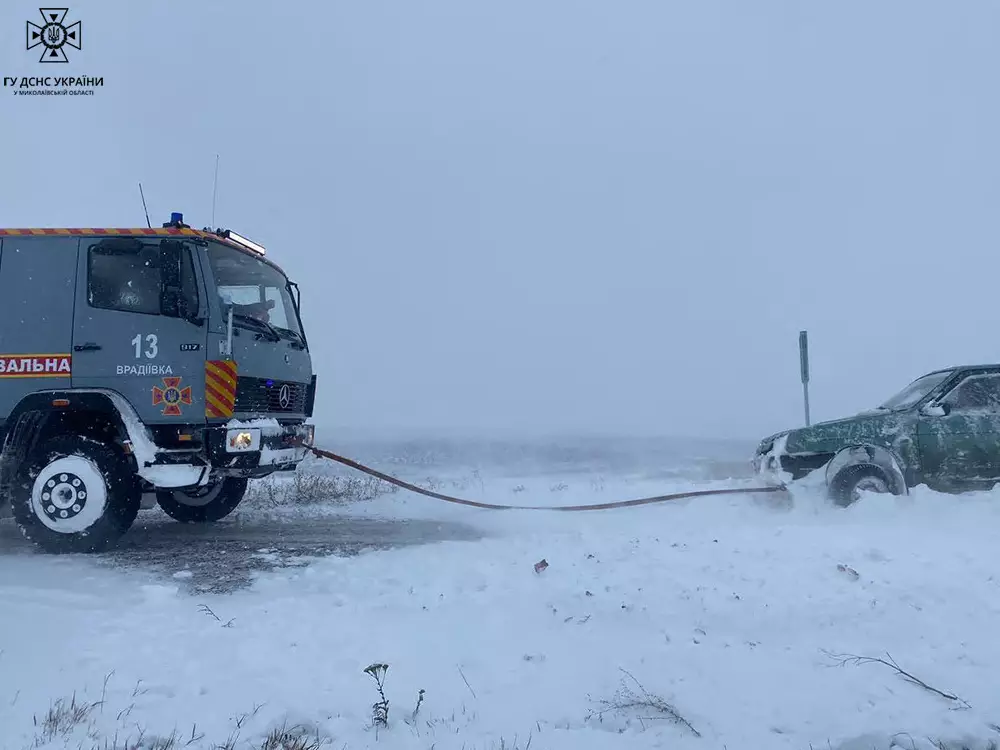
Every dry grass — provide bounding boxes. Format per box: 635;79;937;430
256;723;329;750
243;471;390;508
242;466;500;510
22;685;525;750
24;686;1000;750
25;691;330;750
585;668;700;737
32;692;101;746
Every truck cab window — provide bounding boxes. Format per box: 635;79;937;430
207;242;304;341
88;241;161;315
88;240;200;318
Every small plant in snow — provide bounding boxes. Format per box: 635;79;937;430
822;650;970;708
409;689;425;724
494;736;532;749
197;603;234;628
400;690;429;737
586;668;700;737
364;663;390;731
549;483;568;493
105;724;207;750
32;692;100;746
257;722;328;750
512;484;526;494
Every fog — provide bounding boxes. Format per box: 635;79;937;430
2;1;998;442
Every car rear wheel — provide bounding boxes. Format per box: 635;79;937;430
828;463;897;507
10;434;140;554
155;477;248;523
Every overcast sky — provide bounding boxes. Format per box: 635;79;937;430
2;2;997;441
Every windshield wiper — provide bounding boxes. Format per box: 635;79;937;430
231;312;282;342
272;325;306;349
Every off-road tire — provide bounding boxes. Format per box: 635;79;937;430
828;463;897;508
155;477;249;523
10;434;140;554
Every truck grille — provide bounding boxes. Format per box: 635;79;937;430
234;377;308;414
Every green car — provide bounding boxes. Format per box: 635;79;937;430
752;365;1000;505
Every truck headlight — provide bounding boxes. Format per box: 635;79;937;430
226;428;261;452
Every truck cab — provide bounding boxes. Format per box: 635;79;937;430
0;213;317;553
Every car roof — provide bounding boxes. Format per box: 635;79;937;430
924;364;1000;377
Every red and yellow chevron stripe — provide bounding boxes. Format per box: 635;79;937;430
0;227;209;237
205;360;238;419
0;228;251;255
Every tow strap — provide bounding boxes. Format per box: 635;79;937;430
306;445;787;511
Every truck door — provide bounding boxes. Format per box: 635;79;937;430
72;237;209;426
0;235;77;419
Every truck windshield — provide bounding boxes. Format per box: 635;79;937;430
206;242;304;342
878;370;953;411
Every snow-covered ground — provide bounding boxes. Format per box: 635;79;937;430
3;438;1000;750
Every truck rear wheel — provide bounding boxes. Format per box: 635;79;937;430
10;434;141;554
155;477;248;523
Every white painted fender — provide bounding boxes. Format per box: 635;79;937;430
823;444;908;495
71;389;209;489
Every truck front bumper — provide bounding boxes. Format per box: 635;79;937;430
206;421;315;474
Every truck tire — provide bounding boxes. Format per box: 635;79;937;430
155;477;248;523
10;434;141;554
828;463;896;508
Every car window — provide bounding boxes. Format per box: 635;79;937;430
879;370;954;410
941;373;1000;411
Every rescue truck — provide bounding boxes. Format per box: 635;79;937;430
0;213;316;553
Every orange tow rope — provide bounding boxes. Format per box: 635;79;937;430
306;445;787;511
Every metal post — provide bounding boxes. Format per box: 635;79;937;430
799;330;811;426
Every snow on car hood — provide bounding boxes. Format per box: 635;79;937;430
783;410;910;454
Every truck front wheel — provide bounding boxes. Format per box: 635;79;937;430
10;434;141;554
155;477;248;523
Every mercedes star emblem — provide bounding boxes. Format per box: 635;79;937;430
278;383;291;409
